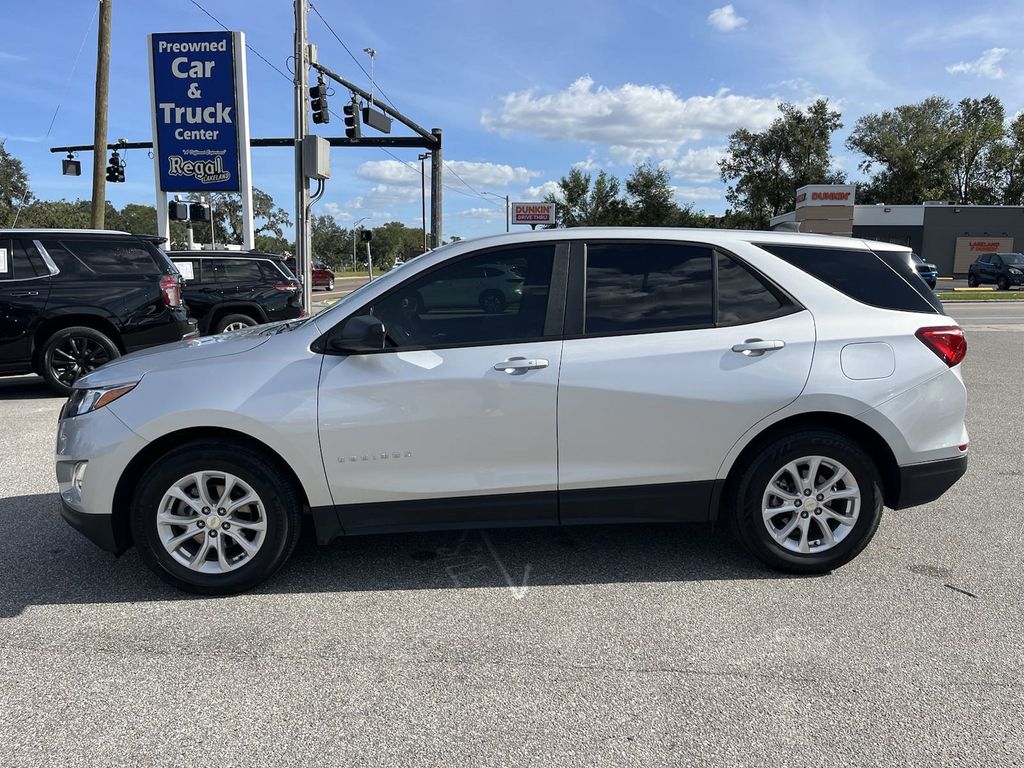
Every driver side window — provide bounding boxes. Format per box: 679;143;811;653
366;245;556;349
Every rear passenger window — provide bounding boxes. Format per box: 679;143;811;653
584;243;713;334
716;252;795;325
208;260;264;283
759;244;939;314
61;239;162;275
39;240;92;280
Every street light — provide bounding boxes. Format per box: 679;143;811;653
351;216;369;272
418;153;430;252
481;191;510;233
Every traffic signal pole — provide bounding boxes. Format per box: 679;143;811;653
293;0;313;313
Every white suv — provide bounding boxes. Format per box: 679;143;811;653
55;229;968;594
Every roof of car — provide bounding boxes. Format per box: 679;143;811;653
431;227;912;253
0;229;167;244
167;250;286;260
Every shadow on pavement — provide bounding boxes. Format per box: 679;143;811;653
0;492;792;617
0;376;62;402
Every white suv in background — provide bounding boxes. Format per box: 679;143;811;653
55;229;968;594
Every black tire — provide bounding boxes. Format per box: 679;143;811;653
130;440;302;595
727;429;883;575
40;326;120;396
327;277;335;291
997;275;1010;291
479;289;506;314
214;313;258;334
967;274;978;287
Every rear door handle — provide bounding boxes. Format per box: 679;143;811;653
731;339;785;356
493;357;549;374
10;291;39;297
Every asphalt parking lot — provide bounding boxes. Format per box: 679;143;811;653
0;302;1021;767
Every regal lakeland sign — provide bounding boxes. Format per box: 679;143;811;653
148;31;249;192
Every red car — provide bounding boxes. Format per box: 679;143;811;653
285;258;336;291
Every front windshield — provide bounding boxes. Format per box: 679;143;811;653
1001;253;1024;265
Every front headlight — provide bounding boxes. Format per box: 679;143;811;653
65;383;138;418
1009;267;1022;275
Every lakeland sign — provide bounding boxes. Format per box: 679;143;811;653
148;31;250;193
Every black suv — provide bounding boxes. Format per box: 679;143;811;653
968;252;1024;290
0;229;194;395
167;251;303;335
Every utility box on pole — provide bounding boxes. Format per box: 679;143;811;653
302;135;331;180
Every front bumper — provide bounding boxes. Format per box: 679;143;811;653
893;454;968;509
60;500;121;553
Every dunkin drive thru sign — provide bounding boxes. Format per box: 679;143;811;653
149;31;250;192
511;202;557;226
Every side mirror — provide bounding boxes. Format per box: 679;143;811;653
326;315;386;354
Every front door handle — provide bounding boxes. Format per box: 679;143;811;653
493;357;549;374
731;339;785;356
10;291;39;297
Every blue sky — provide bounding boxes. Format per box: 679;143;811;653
2;0;1023;240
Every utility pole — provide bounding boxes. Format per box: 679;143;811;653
293;0;312;312
430;128;443;248
418;152;428;252
90;0;111;230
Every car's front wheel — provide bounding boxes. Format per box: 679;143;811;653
131;440;302;594
327;277;335;291
479;289;506;314
997;275;1010;291
728;430;883;574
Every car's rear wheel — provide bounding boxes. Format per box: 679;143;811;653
40;326;120;396
968;274;979;287
215;313;258;333
728;430;883;574
479;289;506;314
131;440;301;594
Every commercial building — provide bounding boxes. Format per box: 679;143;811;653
770;184;1024;276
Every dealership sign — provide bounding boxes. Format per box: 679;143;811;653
953;235;1014;273
795;184;856;208
511;202;556;226
148;31;250;192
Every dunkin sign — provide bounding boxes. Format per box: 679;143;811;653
795;184;856;209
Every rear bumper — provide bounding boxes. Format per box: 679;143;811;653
893;454;968;509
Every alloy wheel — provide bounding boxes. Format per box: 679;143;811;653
223;321;250;333
49;336;113;386
761;455;861;554
156;471;268;574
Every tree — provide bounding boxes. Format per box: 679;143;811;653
996;112;1024;205
216;187;292;243
846;96;956;204
543;168;629;227
310;214;349;268
367;222;425;270
0;141;33;226
624;163;677;226
947;96;1006;204
720;99;844;228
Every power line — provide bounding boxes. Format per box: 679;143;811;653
308;2;398;113
188;0;293;83
46;2;99;137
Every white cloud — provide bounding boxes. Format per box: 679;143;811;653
458;207;502;220
356;159;540;188
661;146;727;183
673;185;723;202
523;181;563;201
946;48;1010;79
707;5;747;32
482;77;778;162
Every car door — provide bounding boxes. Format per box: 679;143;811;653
317;242;567;533
0;238;53;370
556;240;815;524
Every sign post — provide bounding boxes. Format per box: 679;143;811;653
149;31;253;250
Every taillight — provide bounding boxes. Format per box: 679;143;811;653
915;326;967;367
274;283;299;292
160;275;182;307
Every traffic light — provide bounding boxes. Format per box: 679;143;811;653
189;202;211;223
168;201;189;221
310;78;329;125
343;96;361;141
360;228;373;242
105;150;125;183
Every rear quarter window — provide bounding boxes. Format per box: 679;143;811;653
758;244;940;314
58;238;163;276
